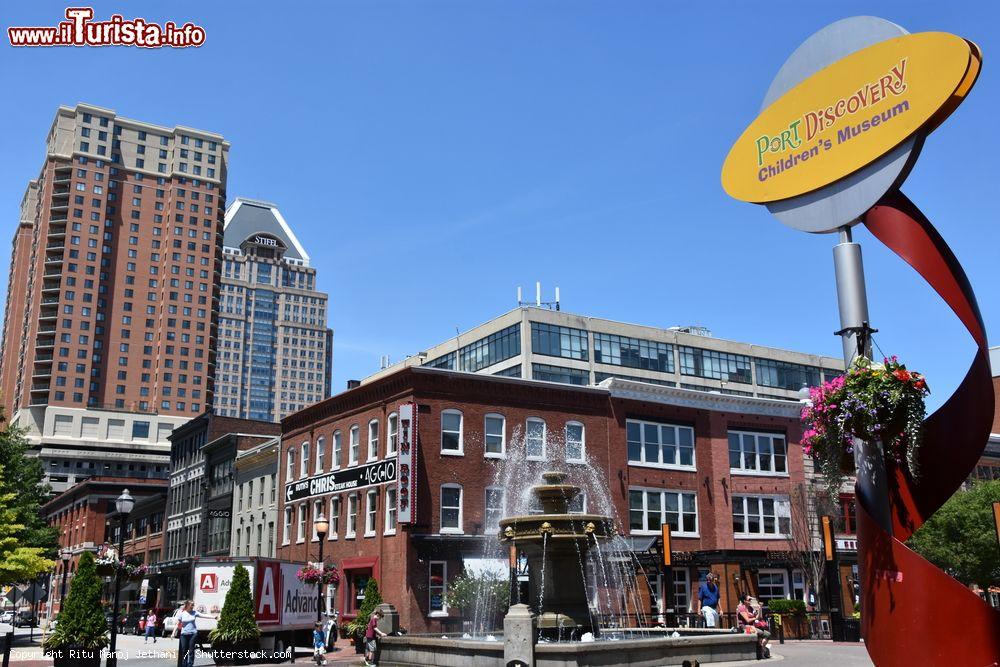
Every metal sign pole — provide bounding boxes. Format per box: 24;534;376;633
832;225;893;537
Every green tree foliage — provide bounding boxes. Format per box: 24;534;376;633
210;563;260;644
348;578;383;636
0;423;59;557
908;480;1000;587
44;551;108;650
445;570;510;615
0;463;54;584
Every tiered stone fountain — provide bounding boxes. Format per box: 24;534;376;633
497;470;613;638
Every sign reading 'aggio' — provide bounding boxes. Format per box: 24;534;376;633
722;32;979;203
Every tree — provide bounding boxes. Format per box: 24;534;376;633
347;578;383;636
210;563;260;645
785;482;828;608
446;569;510;632
0;463;54;584
0;423;59;558
44;551;108;651
908;479;1000;587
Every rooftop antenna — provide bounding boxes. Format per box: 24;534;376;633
517;283;562;311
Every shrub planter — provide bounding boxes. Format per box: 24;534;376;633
50;646;102;667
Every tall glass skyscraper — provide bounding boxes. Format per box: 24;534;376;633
215;198;332;421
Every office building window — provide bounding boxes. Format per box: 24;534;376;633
678;346;751;383
457;324;521;372
755;358;822;391
732;495;792;537
531;322;588;360
531;363;589;385
594;333;674;373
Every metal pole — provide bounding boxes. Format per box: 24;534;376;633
108;516;126;667
832;226;893;536
317;540;325;623
2;631;12;667
59;565;68;617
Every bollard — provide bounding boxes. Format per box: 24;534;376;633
2;631;13;667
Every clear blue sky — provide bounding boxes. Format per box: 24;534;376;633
2;1;997;410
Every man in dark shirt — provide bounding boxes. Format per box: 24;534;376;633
695;573;721;627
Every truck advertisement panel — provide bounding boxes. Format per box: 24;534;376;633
192;563;256;632
279;562;318;627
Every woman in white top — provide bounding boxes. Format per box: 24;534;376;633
173;600;216;667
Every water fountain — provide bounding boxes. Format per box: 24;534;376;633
497;470;614;639
377;434;759;666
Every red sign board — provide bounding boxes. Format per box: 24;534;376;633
255;561;281;625
198;572;218;594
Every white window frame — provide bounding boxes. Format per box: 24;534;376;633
349;425;360;466
286;448;295;482
282;507;292;545
311;499;323;541
728;430;788;476
300;441;309;479
368;419;379;461
429;561;448;617
626;419;696;470
346;493;358;538
332;430;342;470
484;486;505;533
484;413;506;459
628;487;699;537
315;437;325;473
440;409;464;456
387;413;398;457
757;569;790;601
384;487;397;536
525;417;546;460
565;421;585;463
364;488;377;537
732;494;792;539
672;568;691;613
296;503;306;543
328;495;340;540
439;483;463;534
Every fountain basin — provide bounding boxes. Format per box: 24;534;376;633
378;629;758;667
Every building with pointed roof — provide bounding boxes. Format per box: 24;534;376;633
214;198;332;421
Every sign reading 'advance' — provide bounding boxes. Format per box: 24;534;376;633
284;459;396;503
722;32;980;203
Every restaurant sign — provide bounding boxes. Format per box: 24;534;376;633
396;402;418;524
284;459;396;503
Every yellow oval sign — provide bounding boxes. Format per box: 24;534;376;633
721;32;977;203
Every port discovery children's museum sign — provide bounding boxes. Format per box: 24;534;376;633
722;31;980;204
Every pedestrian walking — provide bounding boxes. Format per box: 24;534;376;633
144;610;157;643
695;573;721;628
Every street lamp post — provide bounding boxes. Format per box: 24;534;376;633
58;549;71;617
107;489;134;667
314;514;329;623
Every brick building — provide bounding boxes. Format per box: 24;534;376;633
0;103;229;493
277;366;809;634
42;476;168;615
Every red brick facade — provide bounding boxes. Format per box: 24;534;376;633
277;368;809;634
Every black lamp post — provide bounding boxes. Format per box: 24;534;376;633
107;489;134;667
58;548;71;617
314;514;329;623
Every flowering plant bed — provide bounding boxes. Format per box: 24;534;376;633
295;562;340;586
801;356;929;495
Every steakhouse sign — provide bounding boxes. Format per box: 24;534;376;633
722;32;980;203
285;459;396;502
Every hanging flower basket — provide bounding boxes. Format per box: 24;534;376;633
125;563;149;581
801;356;929;497
94;557;117;577
295;563;340;586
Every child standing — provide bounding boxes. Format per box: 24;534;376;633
313;622;327;665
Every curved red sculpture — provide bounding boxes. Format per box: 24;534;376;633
859;190;1000;666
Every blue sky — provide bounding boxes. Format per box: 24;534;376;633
1;1;997;410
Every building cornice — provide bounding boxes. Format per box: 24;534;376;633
605;378;803;419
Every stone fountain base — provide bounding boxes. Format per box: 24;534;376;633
378;628;757;667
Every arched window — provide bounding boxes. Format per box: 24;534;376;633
387;413;399;456
299;441;309;479
526;417;546;460
484;413;505;458
440;484;463;534
332;430;342;470
368;419;380;461
441;409;463;455
349;425;360;466
316;437;325;473
565;421;585;462
286;448;295;482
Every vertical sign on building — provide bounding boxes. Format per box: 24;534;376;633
396;402;418;524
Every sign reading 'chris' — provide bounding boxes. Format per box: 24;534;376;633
722;32;980;203
284;459;396;502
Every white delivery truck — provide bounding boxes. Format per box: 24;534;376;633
190;558;319;659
